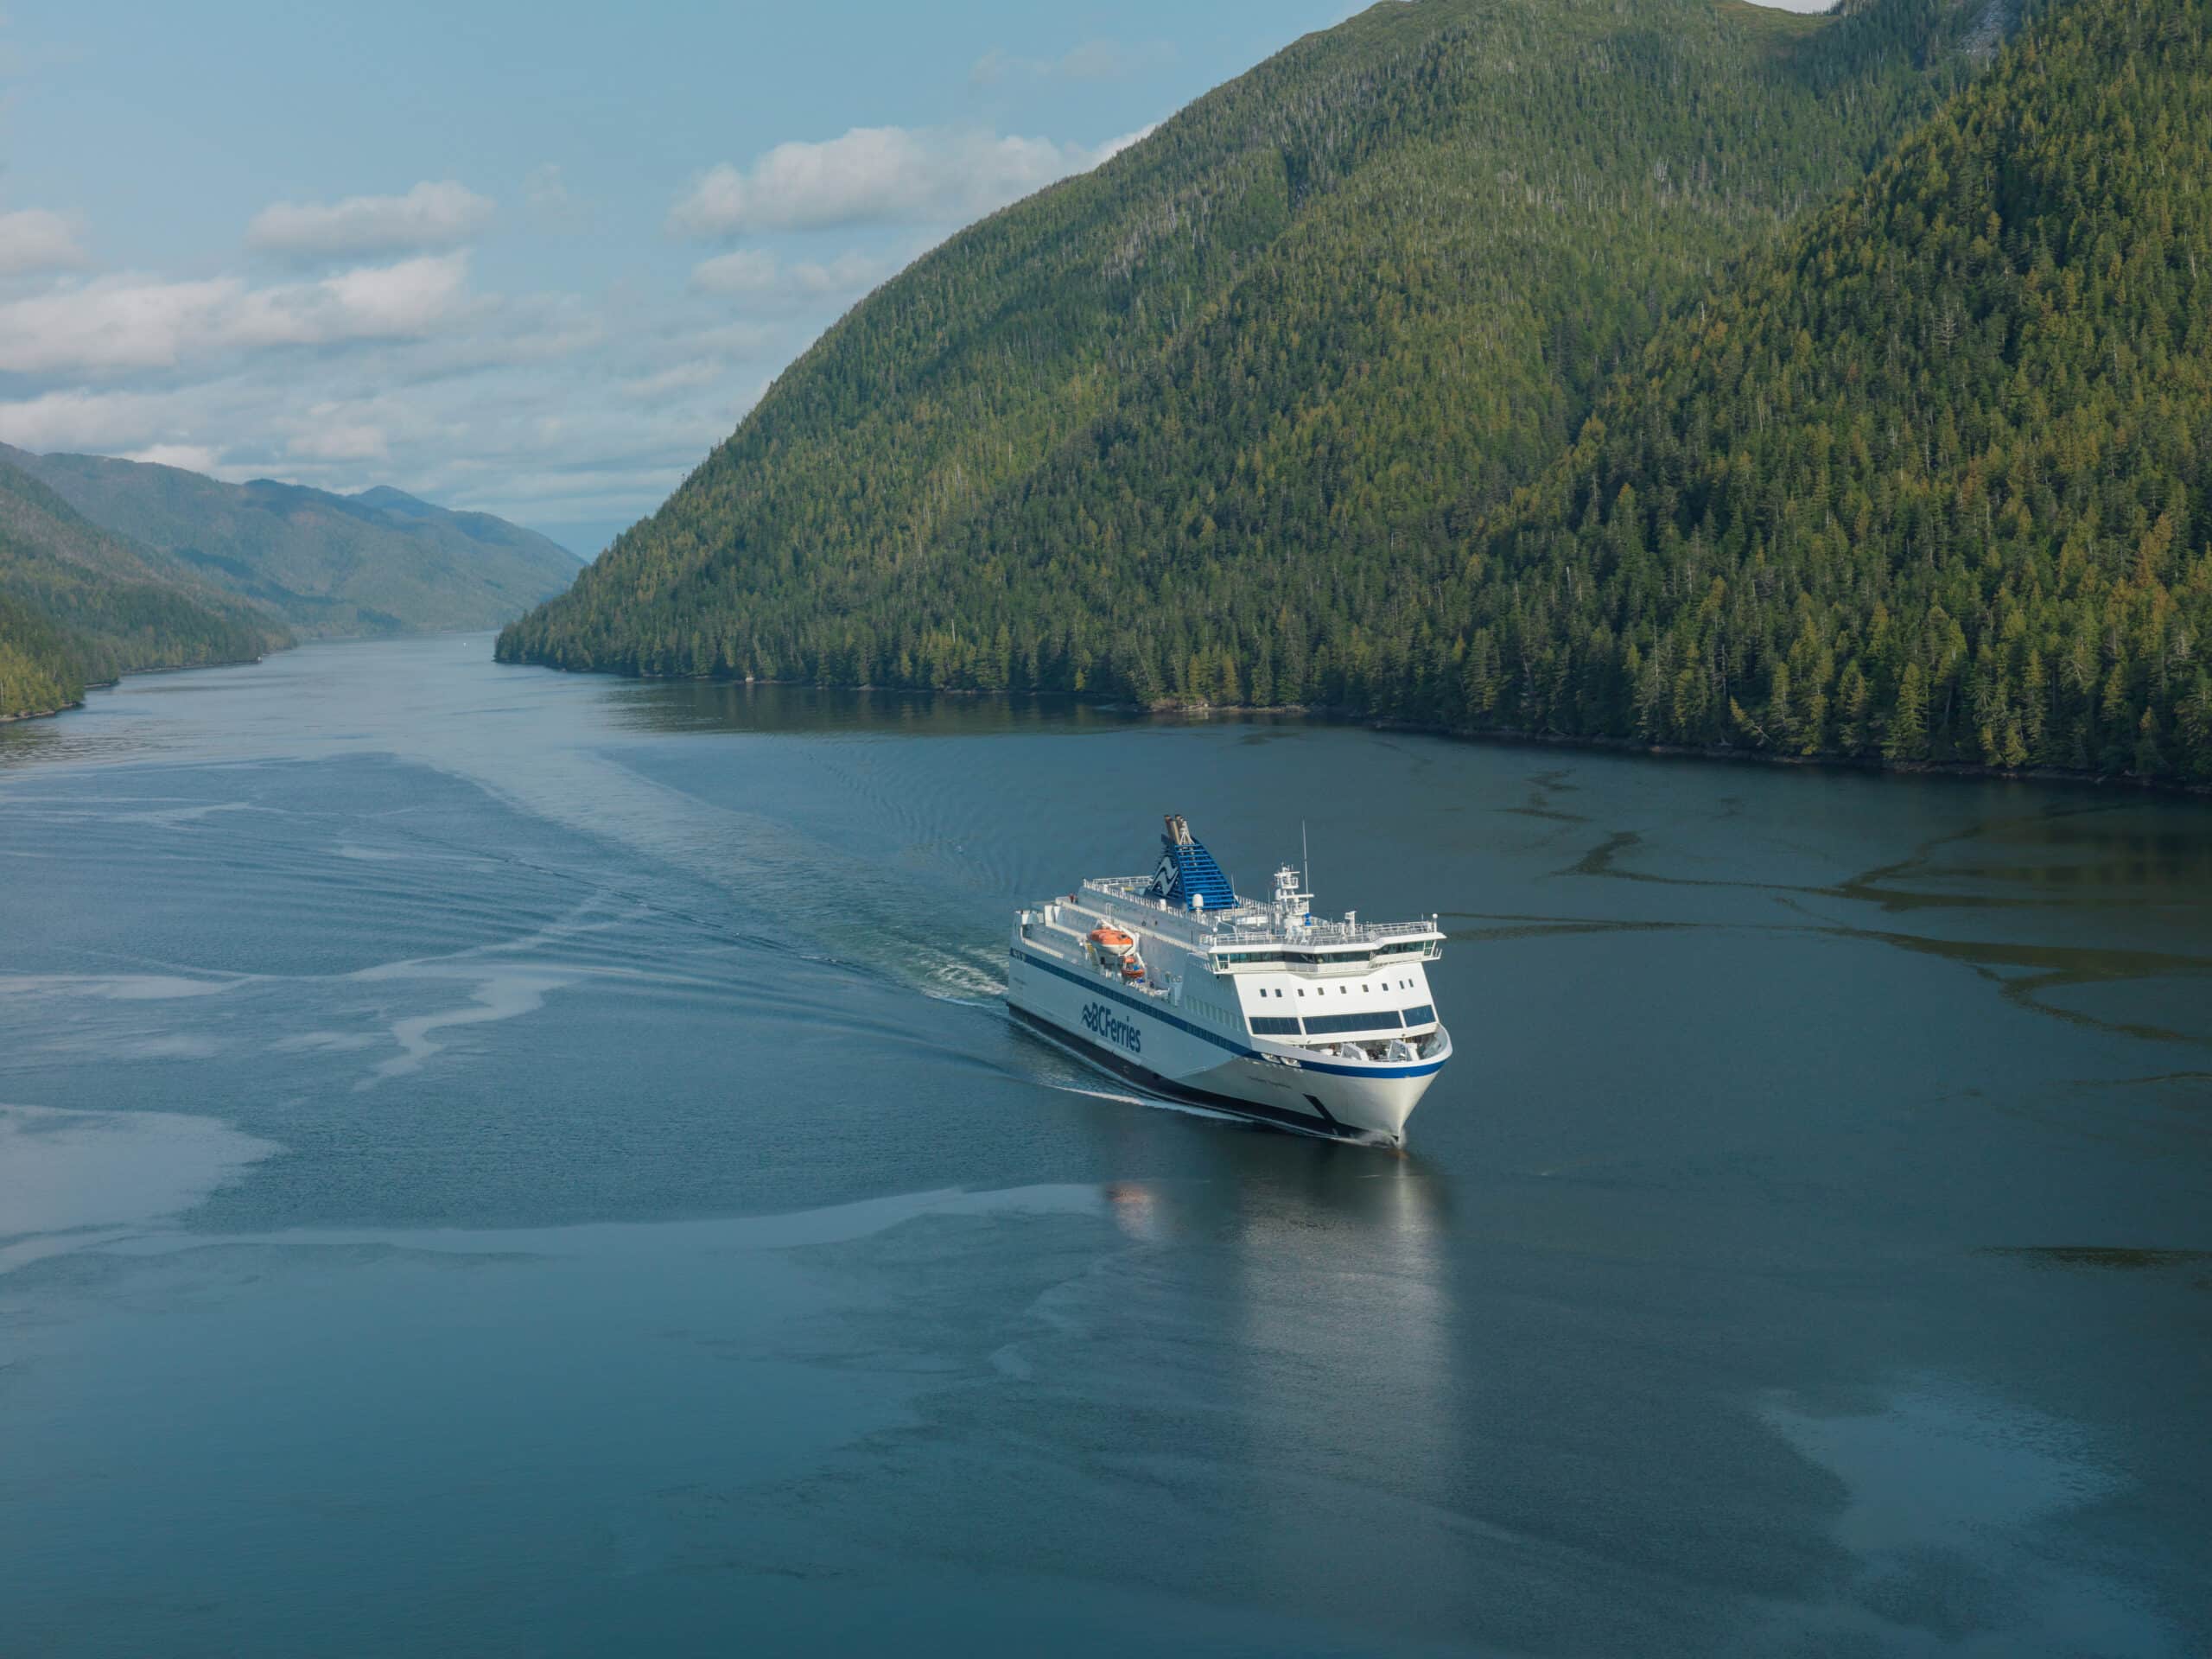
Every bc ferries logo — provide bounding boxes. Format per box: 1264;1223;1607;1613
1082;1002;1142;1055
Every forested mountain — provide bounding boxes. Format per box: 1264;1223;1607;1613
0;456;284;720
499;0;2211;786
500;0;2017;689
5;447;581;640
1474;0;2212;781
0;588;86;721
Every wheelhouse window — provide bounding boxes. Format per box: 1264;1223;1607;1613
1303;1011;1404;1036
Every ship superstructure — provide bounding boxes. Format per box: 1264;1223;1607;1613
1007;814;1451;1146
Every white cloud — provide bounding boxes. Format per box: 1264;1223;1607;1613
245;181;493;258
668;125;1147;239
0;208;87;276
286;414;388;461
0;275;241;373
0;387;190;454
0;19;1224;531
121;442;225;473
0;254;474;375
688;247;904;304
0;270;778;527
1091;124;1158;167
367;292;602;385
312;255;474;337
688;248;779;295
788;251;903;297
0;122;1152;528
620;360;727;401
619;319;785;402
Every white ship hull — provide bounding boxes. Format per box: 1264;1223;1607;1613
1007;946;1449;1145
1008;946;1442;1141
1011;817;1452;1147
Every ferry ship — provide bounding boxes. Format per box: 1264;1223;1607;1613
1007;815;1452;1146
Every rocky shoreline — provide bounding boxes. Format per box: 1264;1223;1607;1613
0;701;85;724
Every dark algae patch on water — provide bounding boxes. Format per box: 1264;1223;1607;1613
1980;1247;2212;1274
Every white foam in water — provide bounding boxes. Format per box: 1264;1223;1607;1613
109;800;259;829
340;893;676;1087
0;974;241;1001
0;1104;281;1274
355;965;573;1085
84;1181;1110;1271
268;1031;383;1054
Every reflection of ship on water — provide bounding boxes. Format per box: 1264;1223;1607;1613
1099;1143;1452;1249
1091;1142;1461;1580
1008;815;1454;1147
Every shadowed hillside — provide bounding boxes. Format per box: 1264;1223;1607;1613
0;456;285;720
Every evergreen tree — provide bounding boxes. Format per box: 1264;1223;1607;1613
499;0;2212;787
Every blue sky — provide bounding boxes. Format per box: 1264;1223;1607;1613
0;1;1826;554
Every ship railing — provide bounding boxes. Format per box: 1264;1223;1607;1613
1077;877;1441;951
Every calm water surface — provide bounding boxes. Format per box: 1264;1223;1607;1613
2;637;2207;1656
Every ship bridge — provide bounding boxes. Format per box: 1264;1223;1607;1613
1079;817;1441;976
1006;811;1452;1147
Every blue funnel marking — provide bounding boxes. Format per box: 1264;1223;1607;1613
1146;817;1238;912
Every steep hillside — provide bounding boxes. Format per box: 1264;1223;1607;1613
5;447;581;639
1475;0;2212;781
0;456;284;720
0;588;92;721
499;0;2016;700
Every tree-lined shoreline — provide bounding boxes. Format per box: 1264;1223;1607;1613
499;0;2212;791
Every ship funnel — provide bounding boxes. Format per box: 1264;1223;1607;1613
1144;815;1236;912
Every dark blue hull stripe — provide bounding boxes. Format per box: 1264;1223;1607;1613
1007;1006;1382;1144
1013;946;1245;1054
1009;947;1447;1081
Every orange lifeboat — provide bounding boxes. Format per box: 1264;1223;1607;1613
1120;956;1146;980
1088;926;1135;952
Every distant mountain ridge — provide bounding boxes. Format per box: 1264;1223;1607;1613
0;454;284;719
2;445;582;640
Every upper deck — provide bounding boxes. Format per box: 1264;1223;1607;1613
1077;875;1443;966
1014;818;1446;1082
